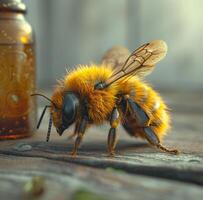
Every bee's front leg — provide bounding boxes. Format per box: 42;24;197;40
67;121;80;141
107;106;120;156
70;116;88;157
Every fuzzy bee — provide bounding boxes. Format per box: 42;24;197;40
32;40;179;156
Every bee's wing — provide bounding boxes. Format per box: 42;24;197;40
101;45;130;69
104;40;167;87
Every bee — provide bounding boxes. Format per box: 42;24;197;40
32;40;179;156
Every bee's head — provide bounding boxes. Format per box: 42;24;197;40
56;92;79;135
31;92;79;141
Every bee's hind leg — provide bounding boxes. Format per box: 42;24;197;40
143;127;179;155
120;96;179;154
107;106;120;156
125;97;151;127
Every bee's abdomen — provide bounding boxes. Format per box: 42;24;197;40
120;79;170;140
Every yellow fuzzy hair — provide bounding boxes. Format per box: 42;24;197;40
51;64;170;140
63;65;118;124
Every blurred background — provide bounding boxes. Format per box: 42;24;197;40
25;0;203;91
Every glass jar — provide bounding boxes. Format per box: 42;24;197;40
0;0;36;139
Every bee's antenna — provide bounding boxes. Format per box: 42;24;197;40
31;93;58;109
37;105;51;129
46;113;52;142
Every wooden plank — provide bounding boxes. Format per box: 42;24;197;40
0;111;203;185
0;138;202;185
0;155;203;200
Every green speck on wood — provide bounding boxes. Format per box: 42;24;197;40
23;176;45;197
73;188;108;200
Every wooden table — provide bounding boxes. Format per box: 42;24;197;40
0;92;203;200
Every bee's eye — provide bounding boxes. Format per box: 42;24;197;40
61;92;79;132
94;81;107;90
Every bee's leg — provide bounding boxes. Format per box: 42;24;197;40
143;127;179;154
121;96;179;154
70;117;88;156
107;106;120;156
67;122;79;140
125;97;151;127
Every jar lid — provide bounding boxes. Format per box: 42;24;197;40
0;0;26;13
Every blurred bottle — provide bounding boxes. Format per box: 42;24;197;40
0;0;36;139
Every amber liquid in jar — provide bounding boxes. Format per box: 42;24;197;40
0;10;37;139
